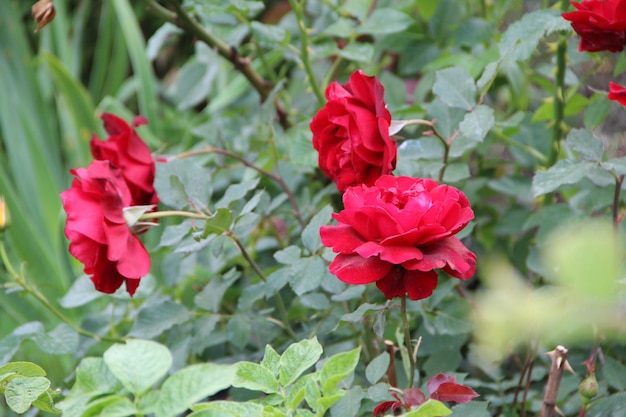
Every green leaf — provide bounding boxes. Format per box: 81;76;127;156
279;337;323;386
274;246;302;265
450;401;489;417
227;314;252;350
531;160;596;197
251;21;287;47
233;362;280;394
261;344;281;375
433;68;476;111
103;339;173;396
434;314;473;335
215;178;260;208
458;105;494;143
128;299;190;338
189;400;263;417
288;256;326;296
340;303;388;323
286;373;310;411
203;208;234;236
330;386;364;417
498;10;561;61
602;156;626;176
358;9;414;35
320;347;360;394
565;129;604;161
365;352;390;385
405;399;452;417
5;377;50;414
0;362;46;378
71;357;123;396
111;0;161;134
81;395;137;417
336;43;375;63
194;269;240;312
302;205;333;253
33;323;79;355
156;364;235;417
31;389;61;414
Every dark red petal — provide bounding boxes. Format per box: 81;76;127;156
427;373;458;394
329;253;392;284
430;382;479;404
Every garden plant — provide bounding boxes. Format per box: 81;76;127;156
1;0;626;416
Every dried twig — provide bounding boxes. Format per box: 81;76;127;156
541;345;574;417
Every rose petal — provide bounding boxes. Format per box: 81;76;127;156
329;253;392;284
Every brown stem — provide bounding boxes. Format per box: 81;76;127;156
144;0;291;129
384;340;398;388
541;345;571;417
612;174;624;229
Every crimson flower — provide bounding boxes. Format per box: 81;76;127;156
320;176;476;300
310;70;397;192
608;82;626;106
61;160;151;296
90;113;159;205
562;0;626;52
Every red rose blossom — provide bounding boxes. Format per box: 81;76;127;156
320;176;476;300
562;0;626;52
608;82;626;106
310;70;397;192
61;160;151;296
90;113;158;205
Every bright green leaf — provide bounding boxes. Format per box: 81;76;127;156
320;347;360;394
233;362;280;394
156;364;235;417
358;9;414;35
405;399;452;417
279;337;323;386
5;377;50;414
103;339;172;396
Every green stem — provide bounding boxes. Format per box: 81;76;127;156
548;0;570;167
228;233;298;341
287;0;325;105
0;241;125;344
401;296;416;388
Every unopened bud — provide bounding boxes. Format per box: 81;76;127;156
579;371;599;404
32;0;56;32
0;196;9;231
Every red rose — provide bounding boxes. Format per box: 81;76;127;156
562;0;626;52
608;81;626;106
61;160;151;296
320;176;476;300
90;113;158;205
310;70;397;192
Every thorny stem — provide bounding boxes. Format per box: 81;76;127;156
144;0;291;129
401;296;417;388
287;0;325;106
548;0;570;167
171;146;306;229
0;241;125;344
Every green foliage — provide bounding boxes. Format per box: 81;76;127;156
2;0;626;416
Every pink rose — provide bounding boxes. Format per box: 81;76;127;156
608;81;626;106
310;70;397;192
562;0;626;52
90;113;158;205
61;160;151;296
320;176;476;300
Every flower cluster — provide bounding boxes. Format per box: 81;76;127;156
312;71;476;300
61;113;158;296
562;0;626;52
562;0;626;107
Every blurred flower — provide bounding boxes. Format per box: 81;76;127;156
310;70;396;192
562;0;626;52
61;160;151;296
608;81;626;106
373;374;478;416
0;196;9;231
320;176;476;300
32;0;55;32
91;113;159;206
